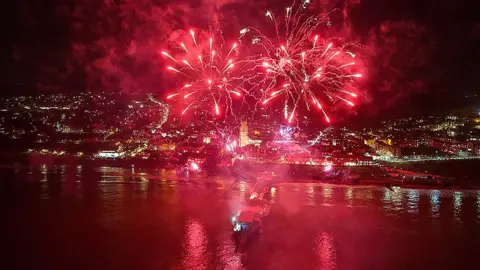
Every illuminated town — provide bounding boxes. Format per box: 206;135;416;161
2;93;480;169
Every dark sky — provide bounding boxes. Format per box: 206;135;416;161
0;0;479;122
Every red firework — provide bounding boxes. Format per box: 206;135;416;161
162;29;243;117
240;1;363;124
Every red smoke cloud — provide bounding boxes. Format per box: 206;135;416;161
364;20;434;114
28;0;433;120
64;0;246;94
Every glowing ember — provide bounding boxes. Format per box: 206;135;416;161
191;162;200;171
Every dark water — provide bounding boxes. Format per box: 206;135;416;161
397;159;480;180
1;164;479;270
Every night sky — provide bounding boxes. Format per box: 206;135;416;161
1;0;479;122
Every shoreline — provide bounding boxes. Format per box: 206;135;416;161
1;162;479;191
1;155;480;191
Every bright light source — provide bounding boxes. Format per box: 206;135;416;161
191;163;199;171
323;165;332;172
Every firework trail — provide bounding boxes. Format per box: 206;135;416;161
239;0;363;124
162;29;244;117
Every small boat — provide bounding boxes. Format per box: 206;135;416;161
231;197;271;252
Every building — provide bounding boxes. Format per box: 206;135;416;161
249;123;275;141
96;150;124;159
365;139;401;157
239;121;249;147
429;137;468;155
467;141;480;155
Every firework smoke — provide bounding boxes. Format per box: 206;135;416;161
17;0;441;124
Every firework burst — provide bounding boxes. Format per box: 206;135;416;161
162;29;243;117
240;0;363;124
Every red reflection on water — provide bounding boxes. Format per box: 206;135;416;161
315;232;337;270
307;185;315;206
183;219;208;270
323;187;333;201
217;233;244;270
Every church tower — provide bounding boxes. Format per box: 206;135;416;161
239;121;249;147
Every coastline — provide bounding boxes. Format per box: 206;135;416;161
2;159;479;191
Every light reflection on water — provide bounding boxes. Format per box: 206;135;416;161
382;186;404;212
323;186;333;203
383;187;391;202
391;187;403;212
39;164;49;200
364;189;374;200
345;187;353;205
454;191;463;222
315;232;337;270
217;233;244;270
60;165;66;181
139;176;148;199
183;219;208;270
4;166;480;270
40;164;47;182
11;166;480;224
478;192;480;223
430;190;441;218
99;181;126;230
97;166;127;174
307;185;315;206
406;189;420;214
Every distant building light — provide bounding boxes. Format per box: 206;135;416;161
97;151;122;158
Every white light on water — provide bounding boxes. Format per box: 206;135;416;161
430;190;440;218
407;189;419;214
454;191;463;221
477;192;480;221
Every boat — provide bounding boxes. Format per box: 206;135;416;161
231;197;270;253
230;169;275;253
